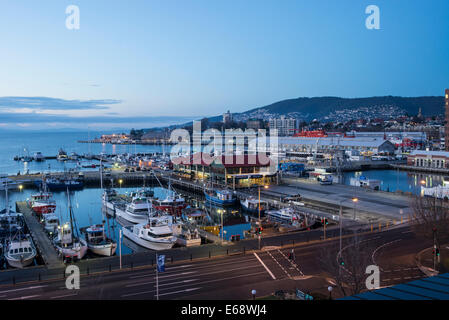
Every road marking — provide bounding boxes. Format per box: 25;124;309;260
8;295;40;300
0;285;47;295
266;250;291;278
129;271;197;279
50;293;78;299
371;239;402;270
253;252;276;280
157;287;201;297
121;271;267;298
277;249;305;276
126;278;199;288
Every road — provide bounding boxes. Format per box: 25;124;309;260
0;224;431;300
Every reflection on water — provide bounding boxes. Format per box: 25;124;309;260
343;169;447;194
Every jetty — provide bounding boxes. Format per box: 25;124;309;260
15;201;63;269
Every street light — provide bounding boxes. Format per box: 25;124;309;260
352;197;358;220
328;286;333;300
251;289;257;300
19;185;23;193
119;179;123;189
258;185;269;250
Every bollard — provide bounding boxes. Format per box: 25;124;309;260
292;239;295;246
243;247;246;255
12;276;15;285
226;249;228;255
379;223;381;232
38;273;41;282
131;262;133;269
171;256;173;263
109;265;111;272
190;254;192;261
281;240;283;247
87;267;89;275
152;259;154;266
63;271;66;279
401;216;403;224
371;224;373;232
209;251;211;258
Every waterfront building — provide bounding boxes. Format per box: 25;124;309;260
407;150;449;169
445;89;449;151
260;137;396;155
269;116;298;136
172;153;278;189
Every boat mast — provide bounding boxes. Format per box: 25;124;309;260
67;188;74;244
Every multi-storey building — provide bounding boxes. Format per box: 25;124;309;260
269;116;297;136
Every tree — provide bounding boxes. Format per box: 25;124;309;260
319;234;373;297
411;196;449;272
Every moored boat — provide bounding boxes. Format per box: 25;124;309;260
80;224;117;256
240;197;268;215
114;192;155;224
5;230;36;269
204;189;237;206
122;214;177;250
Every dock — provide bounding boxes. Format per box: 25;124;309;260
15;201;63;269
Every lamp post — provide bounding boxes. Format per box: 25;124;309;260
328;286;333;300
19;185;23;193
352;197;358;220
119;179;123;189
251;289;257;300
258;185;269;250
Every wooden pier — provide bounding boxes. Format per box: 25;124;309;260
15;201;63;269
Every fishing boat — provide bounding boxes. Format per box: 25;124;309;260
114;192;156;224
80;224;117;256
204;189;237;206
154;193;186;216
266;207;301;223
29;191;56;215
240;197;268;215
350;176;381;190
122;214;177;250
5;229;36;269
53;192;87;261
42;213;59;234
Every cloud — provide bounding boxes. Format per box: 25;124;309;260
0;112;197;124
0;96;121;110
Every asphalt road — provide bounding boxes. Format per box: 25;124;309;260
0;224;431;300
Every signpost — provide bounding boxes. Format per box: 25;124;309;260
156;254;165;300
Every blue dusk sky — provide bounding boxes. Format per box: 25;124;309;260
0;0;448;130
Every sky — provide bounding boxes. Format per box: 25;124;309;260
0;0;448;130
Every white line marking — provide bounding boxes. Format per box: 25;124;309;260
0;285;47;295
8;295;40;300
253;252;276;280
157;287;201;297
126;278;199;288
50;293;78;299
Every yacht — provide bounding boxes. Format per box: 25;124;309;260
240;197;268;215
266;207;301;223
204;189;237;206
80;224;117;256
5;229;36;269
122;215;177;250
114;193;155;224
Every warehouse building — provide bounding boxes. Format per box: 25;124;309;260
407;150;449;169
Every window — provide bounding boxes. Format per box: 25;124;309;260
19;248;23;253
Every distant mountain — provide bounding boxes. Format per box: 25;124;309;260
233;96;444;122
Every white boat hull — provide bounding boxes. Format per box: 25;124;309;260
122;227;175;251
5;255;35;268
115;207;148;224
55;240;88;259
176;237;201;247
88;243;117;256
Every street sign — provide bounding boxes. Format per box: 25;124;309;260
296;289;313;300
157;254;165;273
